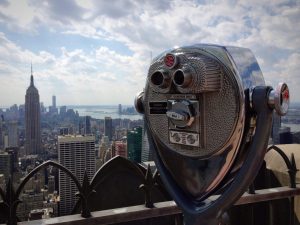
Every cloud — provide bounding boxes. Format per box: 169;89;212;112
0;32;34;67
0;0;38;32
0;31;147;106
0;1;298;47
0;0;299;106
0;0;9;7
264;53;300;102
2;0;298;53
91;0;136;19
37;0;87;24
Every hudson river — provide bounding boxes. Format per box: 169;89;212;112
67;105;142;120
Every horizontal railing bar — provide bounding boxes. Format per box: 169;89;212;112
235;184;300;205
17;201;181;225
11;185;300;225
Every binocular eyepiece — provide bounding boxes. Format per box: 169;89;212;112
149;52;222;94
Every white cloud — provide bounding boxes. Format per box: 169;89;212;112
264;53;300;102
0;31;147;106
0;0;299;106
0;0;35;31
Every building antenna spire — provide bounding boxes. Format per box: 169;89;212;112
30;62;34;86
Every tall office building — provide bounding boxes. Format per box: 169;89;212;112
141;128;153;162
50;95;58;114
0;174;5;191
25;71;41;155
3;134;8;149
78;116;91;135
5;147;18;172
48;175;55;193
58;135;96;216
79;120;84;135
40;102;46;113
59;127;69;135
60;106;67;116
127;127;142;163
52;95;56;109
114;141;127;158
0;119;3;148
8;121;18;147
18;104;25;120
279;127;293;144
104;117;113;141
85;116;91;135
272;111;281;144
118;104;122;115
0;152;12;182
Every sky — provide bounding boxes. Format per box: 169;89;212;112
0;0;299;107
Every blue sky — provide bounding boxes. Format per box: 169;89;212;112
0;0;299;106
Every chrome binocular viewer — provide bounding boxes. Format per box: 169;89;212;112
135;44;289;225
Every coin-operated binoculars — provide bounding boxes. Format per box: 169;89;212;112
135;44;289;225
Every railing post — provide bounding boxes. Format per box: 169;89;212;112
289;196;295;225
248;183;255;194
288;153;298;189
266;145;299;225
75;170;96;218
267;146;299;188
139;164;158;208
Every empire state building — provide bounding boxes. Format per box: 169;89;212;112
25;69;41;155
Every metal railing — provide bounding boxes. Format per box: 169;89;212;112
12;185;300;225
0;145;299;225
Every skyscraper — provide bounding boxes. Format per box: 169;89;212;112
78;116;91;135
104;117;113;141
48;175;55;193
40;102;46;113
60;106;67;115
0;118;3;148
272;111;281;144
118;104;122;115
25;70;41;155
52;95;56;109
0;152;13;182
114;141;127;158
127;127;142;163
8;121;18;147
99;135;110;163
50;95;58;114
141;128;153;162
58;135;96;216
85;116;91;135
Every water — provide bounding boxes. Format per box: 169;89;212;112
67;105;143;120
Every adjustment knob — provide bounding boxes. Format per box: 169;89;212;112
187;134;196;144
134;91;144;114
268;83;289;116
166;100;195;128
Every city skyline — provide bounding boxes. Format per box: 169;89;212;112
0;0;299;106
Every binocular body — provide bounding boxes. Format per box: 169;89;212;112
135;44;289;225
142;45;266;198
